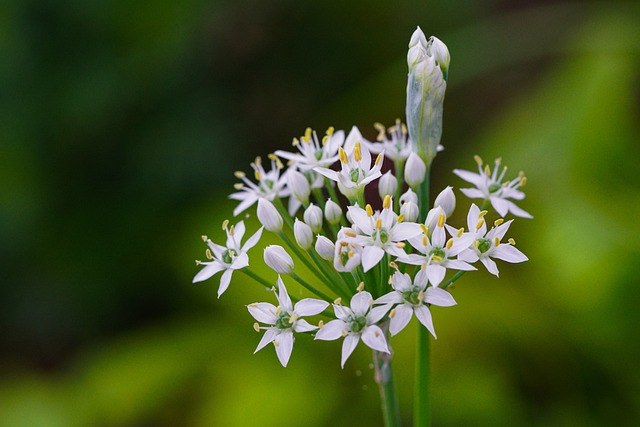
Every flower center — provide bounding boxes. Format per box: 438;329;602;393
347;314;367;333
275;311;292;329
477;238;492;254
349;168;363;183
222;249;235;264
402;287;422;306
314;149;324;160
262;179;275;190
488;182;502;193
429;247;446;260
371;228;390;244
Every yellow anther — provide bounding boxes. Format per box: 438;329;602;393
234;171;246;179
229;225;235;236
432;255;443;263
478;210;488;218
383;195;391;209
289;313;298;324
474;155;483;165
340;241;349;247
275;158;284;169
418;290;425;302
375;153;384;166
401;123;407;134
344;231;357;238
475;218;485;230
437;213;445;228
318;320;324;329
341;330;348;337
420;224;428;234
396;242;406;248
334;297;342;305
222;219;229;230
275;306;282;315
366;204;373;217
322;135;329;145
254;169;261;181
456;228;464;238
388;261;398;270
195;260;201;265
518;170;525;178
292;137;299;146
205;249;213;260
494;218;504;227
326;126;335;137
273;341;279;348
348;250;355;258
495;157;502;165
397;214;405;223
267;153;278;161
484;165;491;176
389;308;396;319
494;237;500;247
375;218;382;230
374;122;385;132
422;235;427;246
508;238;516;245
233;183;243;190
338;147;348;164
249;303;258;308
446;238;454;249
254;156;262;166
473;240;479;248
357;282;365;292
253;322;260;332
421;261;427;270
520;176;527;186
305;127;312;139
354;142;362;162
388;275;394;285
301;135;310;144
201;235;208;242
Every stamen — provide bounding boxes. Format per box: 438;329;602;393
348;250;355;258
484;165;491;176
508;238;516;245
397;214;405;223
357;282;365;292
326;126;335;137
422;235;427;246
420;224;428;234
475;218;485;230
431;255;443;263
292;137;299;146
341;330;348;337
254;156;262;166
253;322;260;332
478;210;488;218
375;218;382;230
421;262;427;270
494;237;500;247
389;261;398;270
474;155;483;165
366;204;374;217
201;235;208;242
375;153;384;166
389;308;396;319
234;171;246;178
205;249;213;260
305;127;312;140
340;241;349;247
229;224;235;236
233;183;243;190
254;169;261;181
418;290;425;302
437;213;445;228
494;218;504;227
520;176;527;186
318;320;324;329
322;135;329;145
396;242;406;248
222;219;229;230
334;298;342;306
456;228;464;238
473;240;479;248
383;195;391;209
354;142;362;162
275;306;282;315
339;147;348;164
344;231;357;238
446;238;453;249
195;260;201;265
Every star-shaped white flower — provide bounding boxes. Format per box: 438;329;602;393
346;196;422;272
274;127;345;171
315;291;391;368
314;126;384;199
375;269;456;337
368;120;413;162
457;204;529;276
229;155;292;217
401;209;476;286
248;276;329;367
193;221;264;297
453;156;532;219
333;227;362;273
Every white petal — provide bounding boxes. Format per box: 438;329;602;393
192;262;225;283
341;334;360;368
487;220;512;241
274;330;294;367
458;249;479;263
333;304;352;320
466;203;481;232
313;167;339;182
389;304;413;336
255;328;277;352
480;256;499;276
507;201;533;219
390;222;423;241
459;188;485;199
368;303;392;324
230;252;249;270
361;325;389;353
414;305;436;338
217;269;234;297
375;291;403;305
347;205;373;235
293;319;318;333
425;286;457;307
444;259;477;271
489;196;510;217
232;193;259;217
350;291;373;316
413;269;429;290
294;298;329;316
492;245;528;263
453;169;485;187
242;227;264;251
426;264;446;287
361;246;385;272
247;302;278;324
315;319;345;341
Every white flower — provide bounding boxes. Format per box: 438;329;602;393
433;186;456;218
453;156;532;219
375;269;456;337
378;171;398;200
294;219;314;250
324;199;343;225
400;188;418;205
248;276;329;367
404;152;426;189
274;127;345;172
315;235;335;261
456;204;529;276
229;155;289;216
287;168;311;205
193;221;264;297
264;245;294;274
257;198;284;233
401;211;476;286
347;197;422;272
369;120;412;163
314;126;384;198
315;291;391;368
303;203;323;233
333;227;362;272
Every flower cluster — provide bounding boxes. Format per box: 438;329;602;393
192;27;531;369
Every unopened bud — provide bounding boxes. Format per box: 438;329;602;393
303;203;323;233
315;235;335;261
287;169;310;204
378;171;398;200
257;198;283;232
293;219;313;250
325;200;343;225
433;186;456;218
264;245;294;274
405;152;427;189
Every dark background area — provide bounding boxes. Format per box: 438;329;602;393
1;1;639;426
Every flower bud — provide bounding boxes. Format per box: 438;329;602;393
257;198;283;232
400;188;418;205
378;171;398;200
287;169;310;204
400;200;420;222
428;36;450;78
434;186;456;218
303;203;323;233
315;235;335;261
407;27;427;68
264;245;294;274
294;219;313;250
405;152;426;189
325;199;343;225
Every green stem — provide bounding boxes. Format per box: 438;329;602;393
289;271;333;301
439;270;466;289
374;322;401;427
394;160;405;212
239;268;274;289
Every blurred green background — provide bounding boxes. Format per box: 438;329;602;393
1;0;639;426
